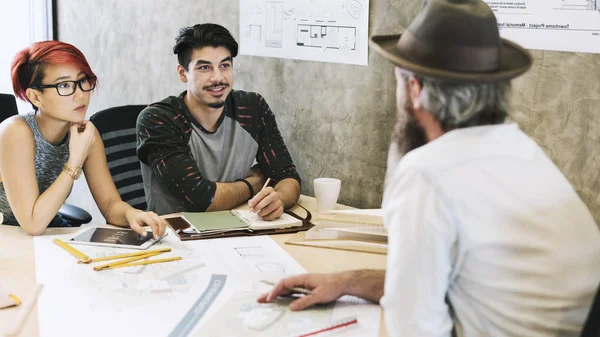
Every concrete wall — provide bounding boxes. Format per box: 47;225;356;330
57;0;600;225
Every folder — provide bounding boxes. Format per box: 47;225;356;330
167;205;314;241
285;209;388;255
285;230;387;255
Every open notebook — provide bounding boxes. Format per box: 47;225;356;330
166;210;304;240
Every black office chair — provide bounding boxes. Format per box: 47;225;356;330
0;93;92;226
0;93;19;122
580;282;600;337
90;105;148;210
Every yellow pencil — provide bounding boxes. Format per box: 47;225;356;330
94;256;182;271
8;293;22;306
78;247;172;264
53;239;91;263
93;251;163;271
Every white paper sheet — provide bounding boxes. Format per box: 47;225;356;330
34;230;381;337
239;0;370;65
34;231;303;337
189;292;380;337
484;0;600;53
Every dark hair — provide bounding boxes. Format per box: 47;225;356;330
173;23;239;71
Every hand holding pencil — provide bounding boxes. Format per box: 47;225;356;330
248;178;286;221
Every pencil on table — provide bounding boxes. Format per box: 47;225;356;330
78;247;172;264
5;284;43;337
8;294;22;306
94;256;182;271
93;251;163;271
53;239;90;263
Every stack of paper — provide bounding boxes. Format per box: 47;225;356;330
286;209;388;255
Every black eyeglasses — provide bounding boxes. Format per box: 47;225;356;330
30;77;96;96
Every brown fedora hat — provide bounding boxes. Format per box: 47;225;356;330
370;0;533;82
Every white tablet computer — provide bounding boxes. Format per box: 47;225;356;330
68;226;158;250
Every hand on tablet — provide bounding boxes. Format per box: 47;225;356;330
126;210;167;239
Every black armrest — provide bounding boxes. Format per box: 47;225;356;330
58;203;92;226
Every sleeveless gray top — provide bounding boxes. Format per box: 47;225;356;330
0;112;70;225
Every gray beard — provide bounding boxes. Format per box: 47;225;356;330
393;92;428;156
401;114;428;154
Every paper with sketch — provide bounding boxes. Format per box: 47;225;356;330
483;0;600;53
239;0;370;65
34;232;306;337
191;291;380;337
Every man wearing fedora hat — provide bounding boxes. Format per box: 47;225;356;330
258;0;600;336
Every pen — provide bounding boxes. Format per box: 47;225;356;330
260;279;313;295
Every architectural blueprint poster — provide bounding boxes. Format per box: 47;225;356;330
484;0;600;53
239;0;370;65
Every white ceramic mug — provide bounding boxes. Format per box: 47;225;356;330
313;178;342;214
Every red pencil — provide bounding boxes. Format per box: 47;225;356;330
295;317;358;337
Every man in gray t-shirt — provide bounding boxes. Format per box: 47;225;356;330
137;24;300;218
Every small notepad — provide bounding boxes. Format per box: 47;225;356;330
231;210;303;230
181;210;302;235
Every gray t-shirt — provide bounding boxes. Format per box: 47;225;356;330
137;90;301;215
0;112;70;225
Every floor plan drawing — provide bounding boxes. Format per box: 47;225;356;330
34;232;308;337
484;0;600;53
192;291;381;337
266;1;284;47
296;24;356;50
240;0;370;65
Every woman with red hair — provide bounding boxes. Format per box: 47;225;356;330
0;41;167;237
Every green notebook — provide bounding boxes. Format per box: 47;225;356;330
181;211;249;233
181;210;303;235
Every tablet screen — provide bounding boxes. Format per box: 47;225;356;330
69;227;152;247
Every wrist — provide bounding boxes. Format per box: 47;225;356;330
236;179;255;199
340;270;366;296
125;208;140;222
62;162;83;180
67;156;84;169
273;188;286;209
246;176;264;195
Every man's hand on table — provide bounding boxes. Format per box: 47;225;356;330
256;272;349;310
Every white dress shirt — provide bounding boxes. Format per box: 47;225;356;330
380;123;600;337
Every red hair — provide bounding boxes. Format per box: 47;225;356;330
11;41;97;102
